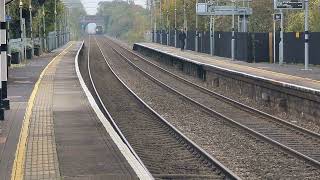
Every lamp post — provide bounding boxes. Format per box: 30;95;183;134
160;0;162;44
166;0;169;46
183;0;187;49
154;0;157;43
231;0;235;60
29;2;34;57
279;9;284;65
42;5;46;52
174;0;177;47
19;0;24;60
150;0;153;42
195;0;198;52
304;0;309;70
55;0;57;48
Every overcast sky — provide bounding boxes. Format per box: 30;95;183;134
81;0;146;15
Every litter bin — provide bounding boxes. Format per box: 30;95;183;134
7;54;11;67
11;51;20;64
26;48;32;59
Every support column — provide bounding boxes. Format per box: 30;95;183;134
42;5;46;52
231;0;235;60
159;0;162;44
54;0;57;49
153;0;157;43
174;0;177;47
304;0;309;70
279;9;284;65
19;0;24;60
183;0;187;49
166;0;169;46
195;0;198;52
29;3;34;57
0;0;9;119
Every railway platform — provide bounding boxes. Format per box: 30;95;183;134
2;41;150;180
134;42;320;91
133;42;320;127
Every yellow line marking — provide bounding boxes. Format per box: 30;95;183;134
10;42;74;180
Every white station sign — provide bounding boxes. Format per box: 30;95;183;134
196;3;252;16
274;0;304;10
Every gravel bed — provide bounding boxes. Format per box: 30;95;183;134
80;37;225;179
136;52;320;135
97;37;320;179
109;42;320;163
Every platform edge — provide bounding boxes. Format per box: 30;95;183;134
74;40;153;180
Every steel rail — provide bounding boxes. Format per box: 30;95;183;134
109;36;320;141
93;36;241;180
102;36;320;169
120;42;320;141
86;35;154;179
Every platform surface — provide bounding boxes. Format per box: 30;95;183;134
0;50;63;180
137;43;320;92
8;42;140;180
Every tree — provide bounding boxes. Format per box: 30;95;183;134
97;0;149;42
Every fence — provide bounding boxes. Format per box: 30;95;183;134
9;31;70;55
152;31;320;65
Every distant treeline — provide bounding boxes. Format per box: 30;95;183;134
98;0;320;41
97;0;149;43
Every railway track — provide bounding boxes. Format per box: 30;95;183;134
81;35;239;179
94;35;320;178
105;36;320;166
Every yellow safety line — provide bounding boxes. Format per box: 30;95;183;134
10;42;74;180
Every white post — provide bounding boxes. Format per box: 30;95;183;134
29;3;34;57
42;5;46;52
231;0;235;60
0;0;5;90
279;9;284;65
210;16;213;56
150;0;153;42
195;0;198;52
166;0;169;46
183;0;187;49
19;0;24;60
273;15;276;64
174;0;177;47
55;0;57;49
304;0;309;70
154;0;157;43
7;4;10;55
160;0;162;44
23;18;26;60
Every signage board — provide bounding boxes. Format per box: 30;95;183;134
5;15;12;22
196;3;252;16
273;13;282;21
274;0;304;10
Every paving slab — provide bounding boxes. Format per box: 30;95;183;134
8;42;143;180
0;50;64;180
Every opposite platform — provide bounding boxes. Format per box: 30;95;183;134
133;42;320;129
10;42;150;180
135;42;320;94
